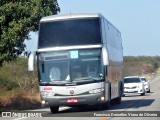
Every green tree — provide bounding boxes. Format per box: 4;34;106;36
0;0;60;65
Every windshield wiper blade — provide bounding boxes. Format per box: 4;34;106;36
65;82;77;86
74;77;100;81
40;81;51;85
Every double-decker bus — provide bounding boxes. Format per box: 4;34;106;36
28;13;123;113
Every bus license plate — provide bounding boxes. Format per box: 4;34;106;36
67;98;78;103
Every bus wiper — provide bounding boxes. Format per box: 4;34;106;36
40;81;51;85
40;81;63;85
89;77;101;81
49;80;72;84
74;77;100;81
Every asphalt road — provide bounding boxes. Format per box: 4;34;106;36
1;76;160;120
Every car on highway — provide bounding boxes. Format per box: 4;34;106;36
140;77;150;93
123;76;146;96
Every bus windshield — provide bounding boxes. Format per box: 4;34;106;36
38;18;101;49
38;48;104;83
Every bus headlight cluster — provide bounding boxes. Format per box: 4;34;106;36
41;92;55;97
89;88;104;94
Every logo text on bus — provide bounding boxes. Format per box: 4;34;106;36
44;87;52;90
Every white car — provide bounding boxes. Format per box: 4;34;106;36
140;77;150;93
123;76;146;96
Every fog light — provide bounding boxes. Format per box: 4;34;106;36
100;96;105;101
42;100;46;104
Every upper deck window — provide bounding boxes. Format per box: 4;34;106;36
38;18;101;48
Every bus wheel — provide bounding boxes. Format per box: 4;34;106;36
105;86;111;109
105;100;111;109
114;96;121;104
50;106;59;113
113;83;122;104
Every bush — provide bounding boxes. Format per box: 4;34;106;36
0;57;38;94
0;76;19;91
123;56;160;76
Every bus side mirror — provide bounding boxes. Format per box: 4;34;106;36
28;51;35;71
102;47;109;65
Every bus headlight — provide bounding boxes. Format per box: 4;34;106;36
89;88;104;94
42;100;46;104
41;92;55;97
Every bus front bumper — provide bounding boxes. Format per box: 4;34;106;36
41;93;105;107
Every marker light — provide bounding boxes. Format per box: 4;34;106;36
42;101;46;104
89;88;104;94
100;96;105;101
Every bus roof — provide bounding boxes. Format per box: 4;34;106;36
40;13;102;22
40;13;121;36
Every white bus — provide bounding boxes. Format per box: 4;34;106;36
28;13;123;113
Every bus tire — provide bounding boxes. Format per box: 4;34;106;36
106;85;111;109
114;82;122;104
114;96;121;104
50;106;59;113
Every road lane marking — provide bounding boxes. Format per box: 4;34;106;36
59;106;71;111
100;117;109;120
142;96;148;99
13;117;27;120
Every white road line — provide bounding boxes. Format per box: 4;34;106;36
59;107;71;111
12;117;27;120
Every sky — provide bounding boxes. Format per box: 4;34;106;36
26;0;160;56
